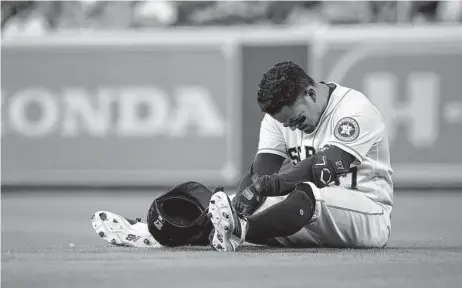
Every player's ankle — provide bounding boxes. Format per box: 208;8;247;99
233;216;248;242
233;214;242;236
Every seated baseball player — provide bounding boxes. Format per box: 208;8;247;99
208;61;393;251
91;61;392;251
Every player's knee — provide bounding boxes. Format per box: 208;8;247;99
295;183;315;206
287;188;315;222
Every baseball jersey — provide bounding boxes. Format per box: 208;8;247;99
257;83;393;207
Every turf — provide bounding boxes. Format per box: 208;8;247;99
2;189;462;288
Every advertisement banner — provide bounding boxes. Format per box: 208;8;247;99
313;27;462;186
1;42;241;186
2;26;461;187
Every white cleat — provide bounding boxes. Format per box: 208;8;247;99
208;191;246;252
91;211;162;248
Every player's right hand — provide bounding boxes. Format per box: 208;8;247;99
232;183;264;217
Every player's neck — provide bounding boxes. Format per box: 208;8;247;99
318;84;331;114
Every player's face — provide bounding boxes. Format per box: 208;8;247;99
271;96;321;133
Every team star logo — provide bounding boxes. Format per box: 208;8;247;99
340;123;354;136
334;117;360;142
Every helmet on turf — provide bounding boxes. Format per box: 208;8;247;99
147;181;215;247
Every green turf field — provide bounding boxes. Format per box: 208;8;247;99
2;189;462;288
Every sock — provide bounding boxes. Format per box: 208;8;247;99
245;189;315;242
233;214;242;236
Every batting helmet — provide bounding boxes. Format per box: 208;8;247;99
147;181;216;247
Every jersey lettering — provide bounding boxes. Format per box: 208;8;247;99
287;147;301;163
287;145;315;165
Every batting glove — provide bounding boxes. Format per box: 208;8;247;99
232;176;269;217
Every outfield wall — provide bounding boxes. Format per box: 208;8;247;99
2;25;462;188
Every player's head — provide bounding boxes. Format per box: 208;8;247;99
257;61;328;133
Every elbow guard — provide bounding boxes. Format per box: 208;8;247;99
311;146;353;188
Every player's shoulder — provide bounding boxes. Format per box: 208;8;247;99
331;83;383;121
328;83;386;143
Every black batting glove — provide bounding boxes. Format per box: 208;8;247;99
232;185;262;217
232;175;272;216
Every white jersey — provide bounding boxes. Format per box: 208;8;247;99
257;83;393;207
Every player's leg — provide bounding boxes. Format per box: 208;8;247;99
299;182;392;248
227;194;287;246
242;195;287;246
242;190;323;247
91;211;161;248
269;182;391;248
243;187;315;244
210;185;316;251
229;183;391;248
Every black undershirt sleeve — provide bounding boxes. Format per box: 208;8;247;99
254;153;286;176
237;153;285;193
261;156;316;196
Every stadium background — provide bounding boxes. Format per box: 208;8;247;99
1;1;462;287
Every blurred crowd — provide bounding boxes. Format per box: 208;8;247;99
2;1;462;39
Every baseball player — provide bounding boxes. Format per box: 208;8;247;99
208;61;393;251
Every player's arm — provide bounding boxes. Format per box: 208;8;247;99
233;115;287;215
254;145;355;196
237;153;285;194
236;114;287;193
233;145;355;215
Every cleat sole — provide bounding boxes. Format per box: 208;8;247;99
99;212;107;221
208;192;239;252
91;211;161;248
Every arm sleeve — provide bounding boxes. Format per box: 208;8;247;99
257;114;287;159
266;156;316;196
237;153;285;193
322;102;385;166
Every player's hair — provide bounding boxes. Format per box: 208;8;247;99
257;61;315;114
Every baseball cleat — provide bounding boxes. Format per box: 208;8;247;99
91;211;162;248
208;191;247;252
